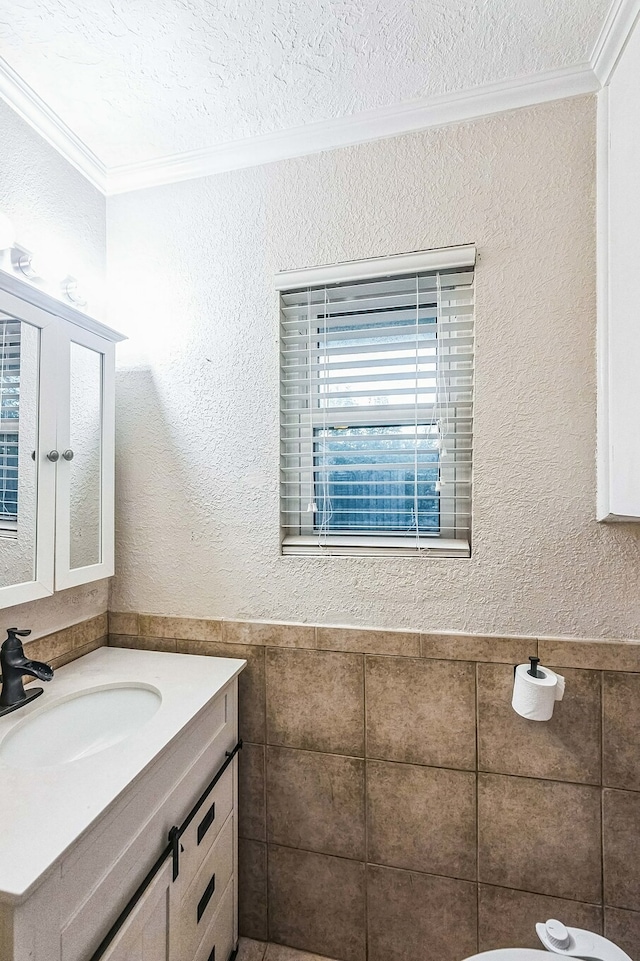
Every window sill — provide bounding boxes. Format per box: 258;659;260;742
281;534;470;558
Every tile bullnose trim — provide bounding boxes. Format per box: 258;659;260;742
539;636;640;673
108;611;640;669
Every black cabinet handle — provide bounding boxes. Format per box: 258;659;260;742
197;801;216;845
197;872;216;923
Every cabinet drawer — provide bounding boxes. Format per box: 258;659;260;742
180;814;234;960
193;877;235;961
178;758;234;889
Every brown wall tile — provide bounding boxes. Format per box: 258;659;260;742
177;640;265;743
266;649;364;756
109;634;177;653
366;760;476;879
478;773;602;903
23;632;71;664
605;907;640;960
366;864;477;961
108;611;139;636
70;612;109;647
239;742;266;841
477;663;601;784
224;621;316;649
267;747;365;860
23;614;108;665
421;633;535;664
317;627;419;657
268;845;366;961
603;673;640;791
239;839;268;941
539;637;640;672
365;656;476;769
604;789;640;911
47;637;105;670
478;885;603;951
139;614;222;642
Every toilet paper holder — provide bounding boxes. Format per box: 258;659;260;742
513;655;543;678
512;656;566;721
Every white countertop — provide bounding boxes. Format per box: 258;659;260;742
0;646;245;903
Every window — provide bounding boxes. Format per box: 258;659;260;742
278;246;474;557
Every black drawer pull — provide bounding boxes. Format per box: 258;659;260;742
197;872;216;923
197;801;216;845
207;946;215;961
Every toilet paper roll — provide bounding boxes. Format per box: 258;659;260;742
512;663;565;721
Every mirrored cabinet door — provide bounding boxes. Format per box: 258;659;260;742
0;293;57;605
54;322;115;590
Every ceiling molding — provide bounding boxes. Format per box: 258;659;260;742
590;0;640;85
0;55;106;193
106;62;599;195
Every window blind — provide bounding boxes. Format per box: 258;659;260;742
0;318;20;524
279;253;474;557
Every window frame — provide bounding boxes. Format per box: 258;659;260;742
277;245;475;558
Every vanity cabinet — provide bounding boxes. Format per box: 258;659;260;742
100;746;238;961
0;269;123;606
0;654;241;961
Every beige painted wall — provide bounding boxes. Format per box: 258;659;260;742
0;99;109;637
107;94;640;638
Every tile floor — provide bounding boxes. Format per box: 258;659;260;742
237;938;338;961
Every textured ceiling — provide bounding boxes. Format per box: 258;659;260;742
0;0;611;168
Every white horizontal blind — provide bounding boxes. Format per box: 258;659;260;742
280;259;474;556
0;318;20;525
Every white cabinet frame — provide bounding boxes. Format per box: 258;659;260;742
0;268;124;606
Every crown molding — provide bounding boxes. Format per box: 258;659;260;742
591;0;640;85
0;55;106;193
2;1;639;198
106;62;599;195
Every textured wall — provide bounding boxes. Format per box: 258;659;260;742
108;95;640;639
0;99;109;636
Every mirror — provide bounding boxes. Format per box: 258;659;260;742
69;341;103;570
0;310;40;589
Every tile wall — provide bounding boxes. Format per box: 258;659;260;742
108;615;640;961
22;612;108;673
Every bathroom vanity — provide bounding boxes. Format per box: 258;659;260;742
0;647;245;961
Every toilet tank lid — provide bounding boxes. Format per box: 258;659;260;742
463;952;552;961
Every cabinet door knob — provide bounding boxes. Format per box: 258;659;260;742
46;450;60;462
62;449;74;461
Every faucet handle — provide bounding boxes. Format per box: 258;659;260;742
3;628;31;649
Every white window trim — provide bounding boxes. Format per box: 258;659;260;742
275;244;476;291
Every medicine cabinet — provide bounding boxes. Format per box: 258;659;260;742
0;269;124;608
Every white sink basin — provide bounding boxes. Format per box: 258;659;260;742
0;684;162;768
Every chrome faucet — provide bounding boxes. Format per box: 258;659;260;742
0;628;53;717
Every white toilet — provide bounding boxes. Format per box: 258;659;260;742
461;920;634;961
464;953;551;961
